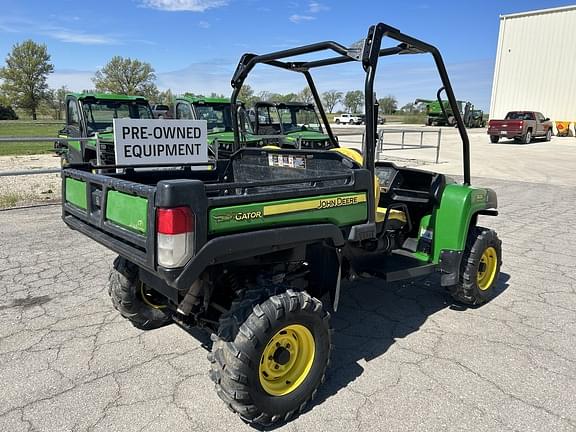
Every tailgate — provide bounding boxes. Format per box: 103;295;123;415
62;168;156;270
489;120;523;132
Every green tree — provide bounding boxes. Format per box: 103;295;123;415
298;87;314;104
343;90;364;113
238;84;257;106
0;40;54;120
140;83;159;102
157;89;174;105
93;56;158;98
322;90;343;113
55;86;68;119
41;86;69;120
183;92;205;98
0;91;9;106
378;95;398;115
257;90;276;101
42;88;57;119
400;102;416;113
277;92;299;103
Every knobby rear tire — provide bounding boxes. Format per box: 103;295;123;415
209;287;331;427
108;257;171;330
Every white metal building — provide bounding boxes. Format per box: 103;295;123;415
489;5;576;122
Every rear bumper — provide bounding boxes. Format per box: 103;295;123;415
487;129;523;138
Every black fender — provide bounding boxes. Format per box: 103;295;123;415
161;224;345;292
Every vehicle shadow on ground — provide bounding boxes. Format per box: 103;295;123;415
494;138;547;145
173;272;509;431
302;271;511;422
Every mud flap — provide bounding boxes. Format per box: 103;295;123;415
439;250;463;286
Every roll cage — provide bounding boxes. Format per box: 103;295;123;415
230;23;471;188
230;23;470;228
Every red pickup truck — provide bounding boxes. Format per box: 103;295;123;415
488;111;553;144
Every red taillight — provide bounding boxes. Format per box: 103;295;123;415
156;207;195;268
157;207;194;234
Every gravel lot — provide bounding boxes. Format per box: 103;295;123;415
1;173;576;430
0;154;61;207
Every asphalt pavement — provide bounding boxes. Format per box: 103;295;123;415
1;176;575;432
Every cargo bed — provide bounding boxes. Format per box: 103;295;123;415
62;148;372;278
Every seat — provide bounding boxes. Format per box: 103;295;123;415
330;148;407;230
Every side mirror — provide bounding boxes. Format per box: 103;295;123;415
544;118;550;122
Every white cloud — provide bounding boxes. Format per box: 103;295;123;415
198;20;210;28
0;17;32;33
140;0;228;12
289;14;316;24
48;30;117;45
308;1;329;13
130;39;158;46
289;2;328;24
0;17;119;45
0;23;20;33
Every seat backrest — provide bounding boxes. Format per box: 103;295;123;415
429;174;446;206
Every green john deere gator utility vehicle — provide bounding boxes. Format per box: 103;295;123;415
60;23;502;427
252;101;334;150
174;95;260;157
57;93;153;164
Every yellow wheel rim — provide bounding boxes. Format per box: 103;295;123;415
477;247;498;291
258;324;315;396
140;282;166;309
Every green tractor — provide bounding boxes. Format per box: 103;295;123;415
416;98;485;128
251;101;335;150
467;109;486;128
57;93;153;165
61;23;502;427
173;95;260;157
415;98;468;126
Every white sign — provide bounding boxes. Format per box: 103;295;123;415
113;119;208;166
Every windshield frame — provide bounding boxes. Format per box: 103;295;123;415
193;103;233;134
277;104;324;134
192;102;255;135
80;99;154;134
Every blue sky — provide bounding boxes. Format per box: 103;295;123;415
0;0;574;110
